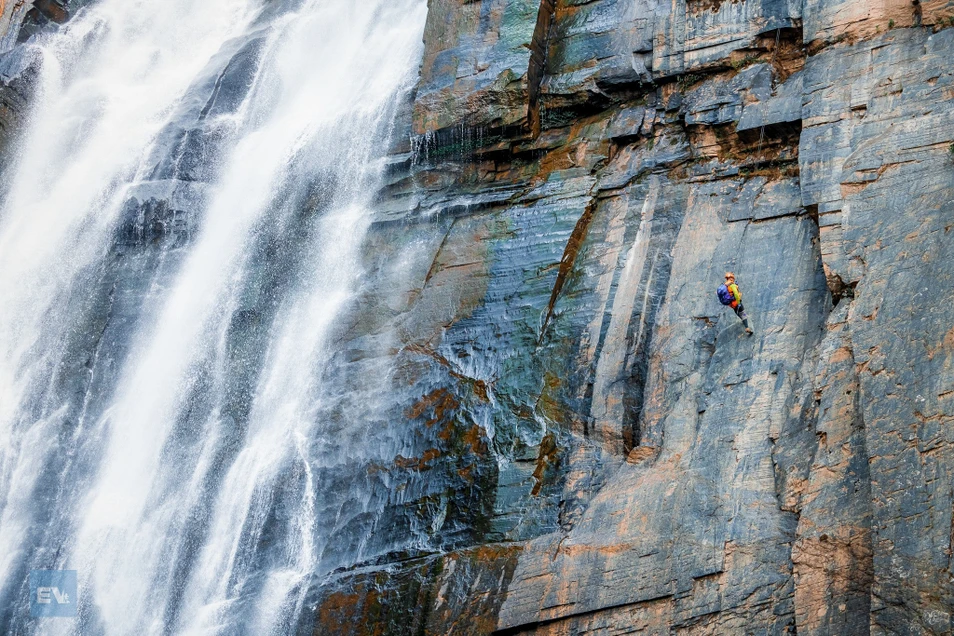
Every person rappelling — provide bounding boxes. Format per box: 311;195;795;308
717;272;753;335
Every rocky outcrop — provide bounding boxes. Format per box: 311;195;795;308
0;0;78;51
306;0;954;634
0;51;29;163
0;0;87;161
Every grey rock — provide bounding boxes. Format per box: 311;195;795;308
738;69;803;132
307;7;954;636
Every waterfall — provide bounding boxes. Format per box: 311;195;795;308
0;0;427;633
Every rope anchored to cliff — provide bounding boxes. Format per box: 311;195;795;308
756;27;782;161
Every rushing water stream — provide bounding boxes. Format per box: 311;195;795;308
0;0;427;632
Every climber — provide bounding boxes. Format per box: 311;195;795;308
717;272;753;336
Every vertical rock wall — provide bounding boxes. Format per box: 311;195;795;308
307;0;954;634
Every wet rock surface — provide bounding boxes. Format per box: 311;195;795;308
309;1;954;634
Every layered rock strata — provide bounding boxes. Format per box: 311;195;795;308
303;1;954;634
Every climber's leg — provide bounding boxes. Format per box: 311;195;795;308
734;303;753;335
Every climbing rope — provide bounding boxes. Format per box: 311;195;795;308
756;27;782;161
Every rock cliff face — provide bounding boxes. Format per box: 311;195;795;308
302;1;954;634
1;0;952;633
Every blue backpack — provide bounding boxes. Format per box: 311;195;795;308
717;284;734;306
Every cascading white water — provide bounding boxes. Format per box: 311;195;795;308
0;0;259;616
0;0;427;633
